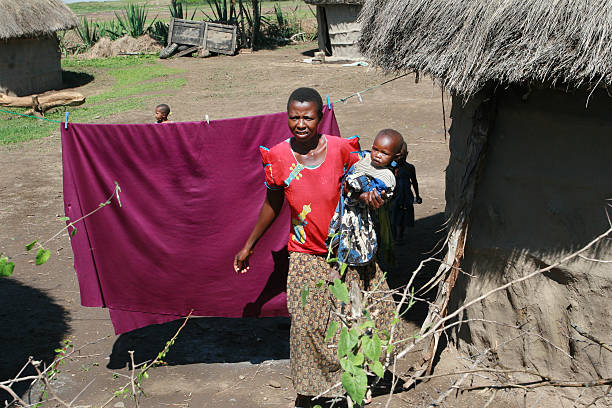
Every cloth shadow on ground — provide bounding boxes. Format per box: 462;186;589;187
108;248;290;369
107;316;290;369
386;211;447;325
0;278;70;404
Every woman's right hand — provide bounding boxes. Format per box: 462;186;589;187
234;247;253;274
359;190;386;210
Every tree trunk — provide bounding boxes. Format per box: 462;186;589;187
251;0;260;49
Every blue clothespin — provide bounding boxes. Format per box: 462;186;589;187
64;112;69;129
326;94;331;110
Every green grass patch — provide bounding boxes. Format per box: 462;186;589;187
0;56;186;145
62;54;158;69
68;0;148;15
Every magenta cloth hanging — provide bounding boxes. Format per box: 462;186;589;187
62;107;340;334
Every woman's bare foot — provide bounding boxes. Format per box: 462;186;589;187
294;394;311;408
363;388;373;405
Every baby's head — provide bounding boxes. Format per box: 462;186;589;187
155;104;170;123
399;141;408;163
371;129;404;168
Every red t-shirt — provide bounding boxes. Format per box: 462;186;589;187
260;135;361;254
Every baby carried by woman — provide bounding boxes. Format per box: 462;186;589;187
327;129;404;268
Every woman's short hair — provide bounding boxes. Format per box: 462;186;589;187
287;88;323;118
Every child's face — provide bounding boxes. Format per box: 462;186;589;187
371;135;400;167
155;108;166;122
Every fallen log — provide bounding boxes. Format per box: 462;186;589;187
0;92;86;115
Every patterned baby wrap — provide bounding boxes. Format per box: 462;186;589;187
327;154;395;267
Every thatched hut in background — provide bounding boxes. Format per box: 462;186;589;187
360;0;612;400
0;0;78;96
305;0;364;60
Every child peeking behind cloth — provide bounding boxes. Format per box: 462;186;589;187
327;129;404;269
393;141;422;241
154;104;171;123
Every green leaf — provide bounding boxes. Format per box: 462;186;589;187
316;280;325;287
325;321;338;343
70;226;78;237
329;278;349;304
301;286;309;309
337;327;358;358
370;360;384;378
35;249;51;265
25;240;38;251
352;352;364;366
339;356;352;373
0;261;14;277
359;320;375;330
59;216;70;222
362;333;382;362
341;368;367;404
339;262;348;276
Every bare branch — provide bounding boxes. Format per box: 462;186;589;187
571;324;612;353
462;378;612;392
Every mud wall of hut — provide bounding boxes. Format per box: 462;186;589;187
0;35;62;96
446;85;612;386
319;4;363;59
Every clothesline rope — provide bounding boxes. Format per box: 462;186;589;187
0;108;62;123
334;73;410;104
0;73;410;124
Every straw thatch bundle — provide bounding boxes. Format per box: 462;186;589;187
0;0;78;40
305;0;363;5
359;0;612;97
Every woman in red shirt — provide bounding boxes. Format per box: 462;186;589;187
234;88;395;407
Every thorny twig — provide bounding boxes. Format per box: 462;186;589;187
100;310;193;408
2;312;191;408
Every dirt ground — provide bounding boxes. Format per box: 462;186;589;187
0;44;519;407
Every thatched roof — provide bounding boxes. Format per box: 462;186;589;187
0;0;78;40
359;0;612;97
305;0;363;6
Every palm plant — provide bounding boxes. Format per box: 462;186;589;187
203;0;237;24
99;20;124;40
114;4;157;38
170;0;198;19
76;17;100;47
149;21;170;45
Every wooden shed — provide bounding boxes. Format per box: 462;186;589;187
0;0;78;96
360;0;612;402
305;0;364;60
